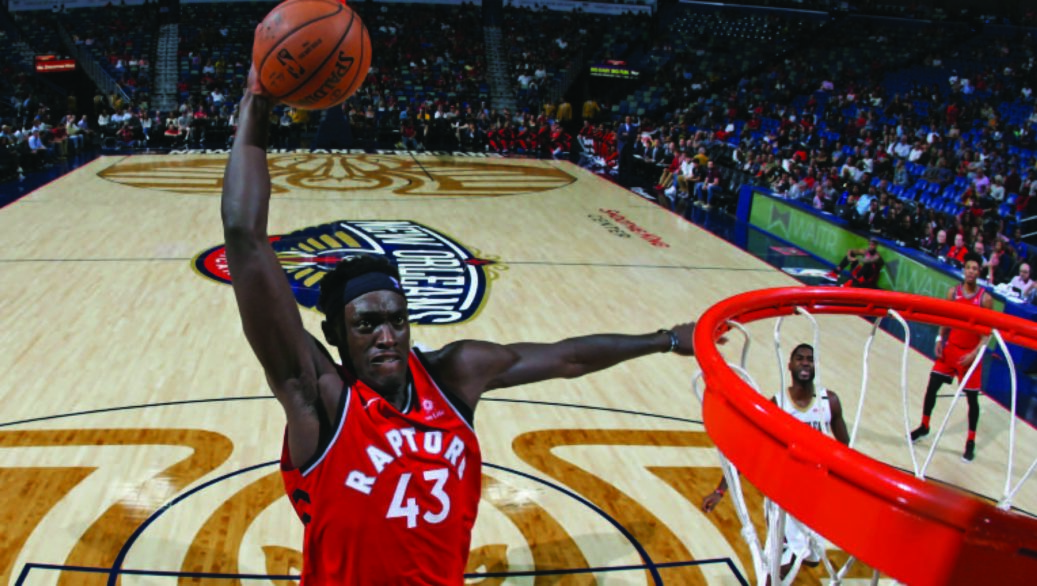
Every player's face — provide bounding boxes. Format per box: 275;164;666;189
788;348;814;383
963;260;981;284
343;291;411;395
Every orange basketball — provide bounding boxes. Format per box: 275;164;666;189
253;0;371;110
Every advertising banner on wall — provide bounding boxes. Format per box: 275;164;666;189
748;190;962;300
10;0;146;11
590;61;640;79
34;55;76;72
181;0;480;3
506;0;652;15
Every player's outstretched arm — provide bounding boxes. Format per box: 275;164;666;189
221;78;326;408
828;390;851;446
425;323;696;408
960;291;995;367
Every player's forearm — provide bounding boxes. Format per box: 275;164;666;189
222;92;273;235
558;331;676;377
974;335;991;354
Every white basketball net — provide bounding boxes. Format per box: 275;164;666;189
691;306;1037;586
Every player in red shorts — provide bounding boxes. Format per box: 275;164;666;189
221;69;699;584
910;252;992;462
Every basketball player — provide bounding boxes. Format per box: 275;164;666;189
221;70;698;584
827;237;884;288
702;344;850;577
910;252;992;462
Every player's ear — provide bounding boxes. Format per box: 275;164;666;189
321;319;340;346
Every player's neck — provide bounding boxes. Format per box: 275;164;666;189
382;380;413;412
962;280;979;294
788;383;815;404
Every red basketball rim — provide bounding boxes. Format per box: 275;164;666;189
692;286;1037;586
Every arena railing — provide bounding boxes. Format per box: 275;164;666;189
56;23;130;108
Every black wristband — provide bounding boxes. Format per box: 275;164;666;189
657;329;679;353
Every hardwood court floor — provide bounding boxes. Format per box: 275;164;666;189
0;153;1033;585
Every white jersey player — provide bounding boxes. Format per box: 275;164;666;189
702;343;850;578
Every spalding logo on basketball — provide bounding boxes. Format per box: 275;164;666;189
194;220;502;325
254;0;371;110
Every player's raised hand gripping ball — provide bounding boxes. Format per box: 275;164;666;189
252;0;371;110
246;62;269;97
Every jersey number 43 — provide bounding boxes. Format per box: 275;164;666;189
387;468;451;528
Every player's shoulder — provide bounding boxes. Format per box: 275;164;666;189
419;339;514;387
980;287;995;307
423;339;509;365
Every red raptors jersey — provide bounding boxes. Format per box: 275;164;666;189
281;349;482;585
947;284;985;349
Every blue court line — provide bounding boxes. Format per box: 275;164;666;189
481;397;702;425
0;395;699;430
16;564;297;582
2;396;734;584
95;457;684;586
0;395;273;428
483;462;660;584
17;558;747;583
105;460;277;586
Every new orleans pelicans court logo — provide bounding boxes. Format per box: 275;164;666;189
194;220;501;324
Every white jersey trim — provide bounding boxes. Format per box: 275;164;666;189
777;387;832;432
301;386;352;478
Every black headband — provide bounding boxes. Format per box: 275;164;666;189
341;272;405;307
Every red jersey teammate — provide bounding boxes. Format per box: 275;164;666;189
221;69;698;584
910;252;992;462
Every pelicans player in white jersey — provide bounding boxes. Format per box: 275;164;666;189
702;343;850;576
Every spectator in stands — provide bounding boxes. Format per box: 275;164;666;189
117;123;136;148
973;167;991;199
27;129;49;163
583;98;600;122
139;111;152;145
989;175;1006;203
863;198;884;233
401;119;420;151
695;160;722;210
946;232;969;267
987;239;1014;285
892;212;918;247
645;138;665;165
654;145;681;207
177;109;193;145
557;99;572;125
675;154;700;215
1008;263;1036;300
893;160;909;186
278;109;293;148
64;114;83;152
926;228;949;258
617;116;637;177
164;112;180;142
1005;168;1022;198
